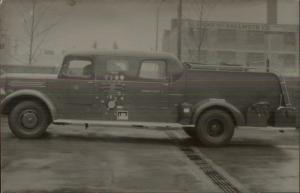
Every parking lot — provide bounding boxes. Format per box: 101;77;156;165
1;117;299;193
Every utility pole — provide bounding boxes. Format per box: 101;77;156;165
265;0;277;73
197;1;205;62
28;0;36;65
155;0;165;51
177;0;182;60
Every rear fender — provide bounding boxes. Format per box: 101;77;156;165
191;98;245;126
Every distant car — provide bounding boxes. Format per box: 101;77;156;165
0;50;296;146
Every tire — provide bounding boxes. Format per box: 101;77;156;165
183;127;196;138
8;101;50;139
195;109;235;147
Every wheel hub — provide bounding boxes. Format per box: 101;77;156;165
21;111;38;129
207;120;224;137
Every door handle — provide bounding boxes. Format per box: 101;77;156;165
162;83;169;86
141;89;160;93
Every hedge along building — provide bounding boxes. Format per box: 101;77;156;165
162;0;299;77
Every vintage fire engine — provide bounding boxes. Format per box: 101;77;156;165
0;51;295;146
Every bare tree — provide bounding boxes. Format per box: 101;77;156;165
195;0;206;62
0;18;5;50
187;0;218;62
19;0;76;65
92;41;98;50
113;41;119;50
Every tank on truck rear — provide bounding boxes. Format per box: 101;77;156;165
183;62;295;128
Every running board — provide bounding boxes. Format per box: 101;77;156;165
53;119;194;129
237;126;296;133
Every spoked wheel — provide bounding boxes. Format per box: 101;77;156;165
195;109;235;147
8;101;50;139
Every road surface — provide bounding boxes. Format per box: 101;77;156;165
1;117;299;193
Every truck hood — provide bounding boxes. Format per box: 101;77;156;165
2;73;57;80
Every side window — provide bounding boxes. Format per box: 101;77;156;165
62;58;93;79
96;57;139;80
139;60;166;80
106;59;129;74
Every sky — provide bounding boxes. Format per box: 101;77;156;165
0;0;299;65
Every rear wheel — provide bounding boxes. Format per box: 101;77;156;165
8;101;50;139
195;109;235;147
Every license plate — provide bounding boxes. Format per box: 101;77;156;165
117;111;128;120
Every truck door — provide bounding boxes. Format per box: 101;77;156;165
94;57;169;122
126;59;169;122
57;56;96;120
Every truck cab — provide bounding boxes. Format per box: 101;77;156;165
47;51;185;122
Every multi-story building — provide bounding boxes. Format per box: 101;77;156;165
162;19;299;76
0;17;9;65
0;18;6;50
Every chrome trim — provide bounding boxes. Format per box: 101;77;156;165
53;119;194;128
238;126;296;131
8;81;46;88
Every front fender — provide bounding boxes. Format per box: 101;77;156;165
0;89;57;120
191;98;245;126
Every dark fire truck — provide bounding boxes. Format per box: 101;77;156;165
0;51;295;146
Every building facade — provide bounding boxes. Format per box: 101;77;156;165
162;19;299;76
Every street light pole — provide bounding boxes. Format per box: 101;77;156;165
28;0;37;65
155;0;165;52
177;0;182;60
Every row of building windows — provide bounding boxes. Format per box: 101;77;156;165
186;50;297;67
188;28;297;47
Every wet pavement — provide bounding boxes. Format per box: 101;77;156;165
198;128;299;193
1;117;299;193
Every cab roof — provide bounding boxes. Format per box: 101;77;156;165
65;50;179;60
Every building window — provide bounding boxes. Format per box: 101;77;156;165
187;49;207;63
198;50;207;63
218;29;236;43
278;54;296;75
283;32;296;47
218;51;236;64
0;34;5;49
247;31;265;44
189;27;195;36
246;53;265;67
279;54;296;67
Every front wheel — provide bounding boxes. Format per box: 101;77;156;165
8;101;50;139
195;109;235;147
